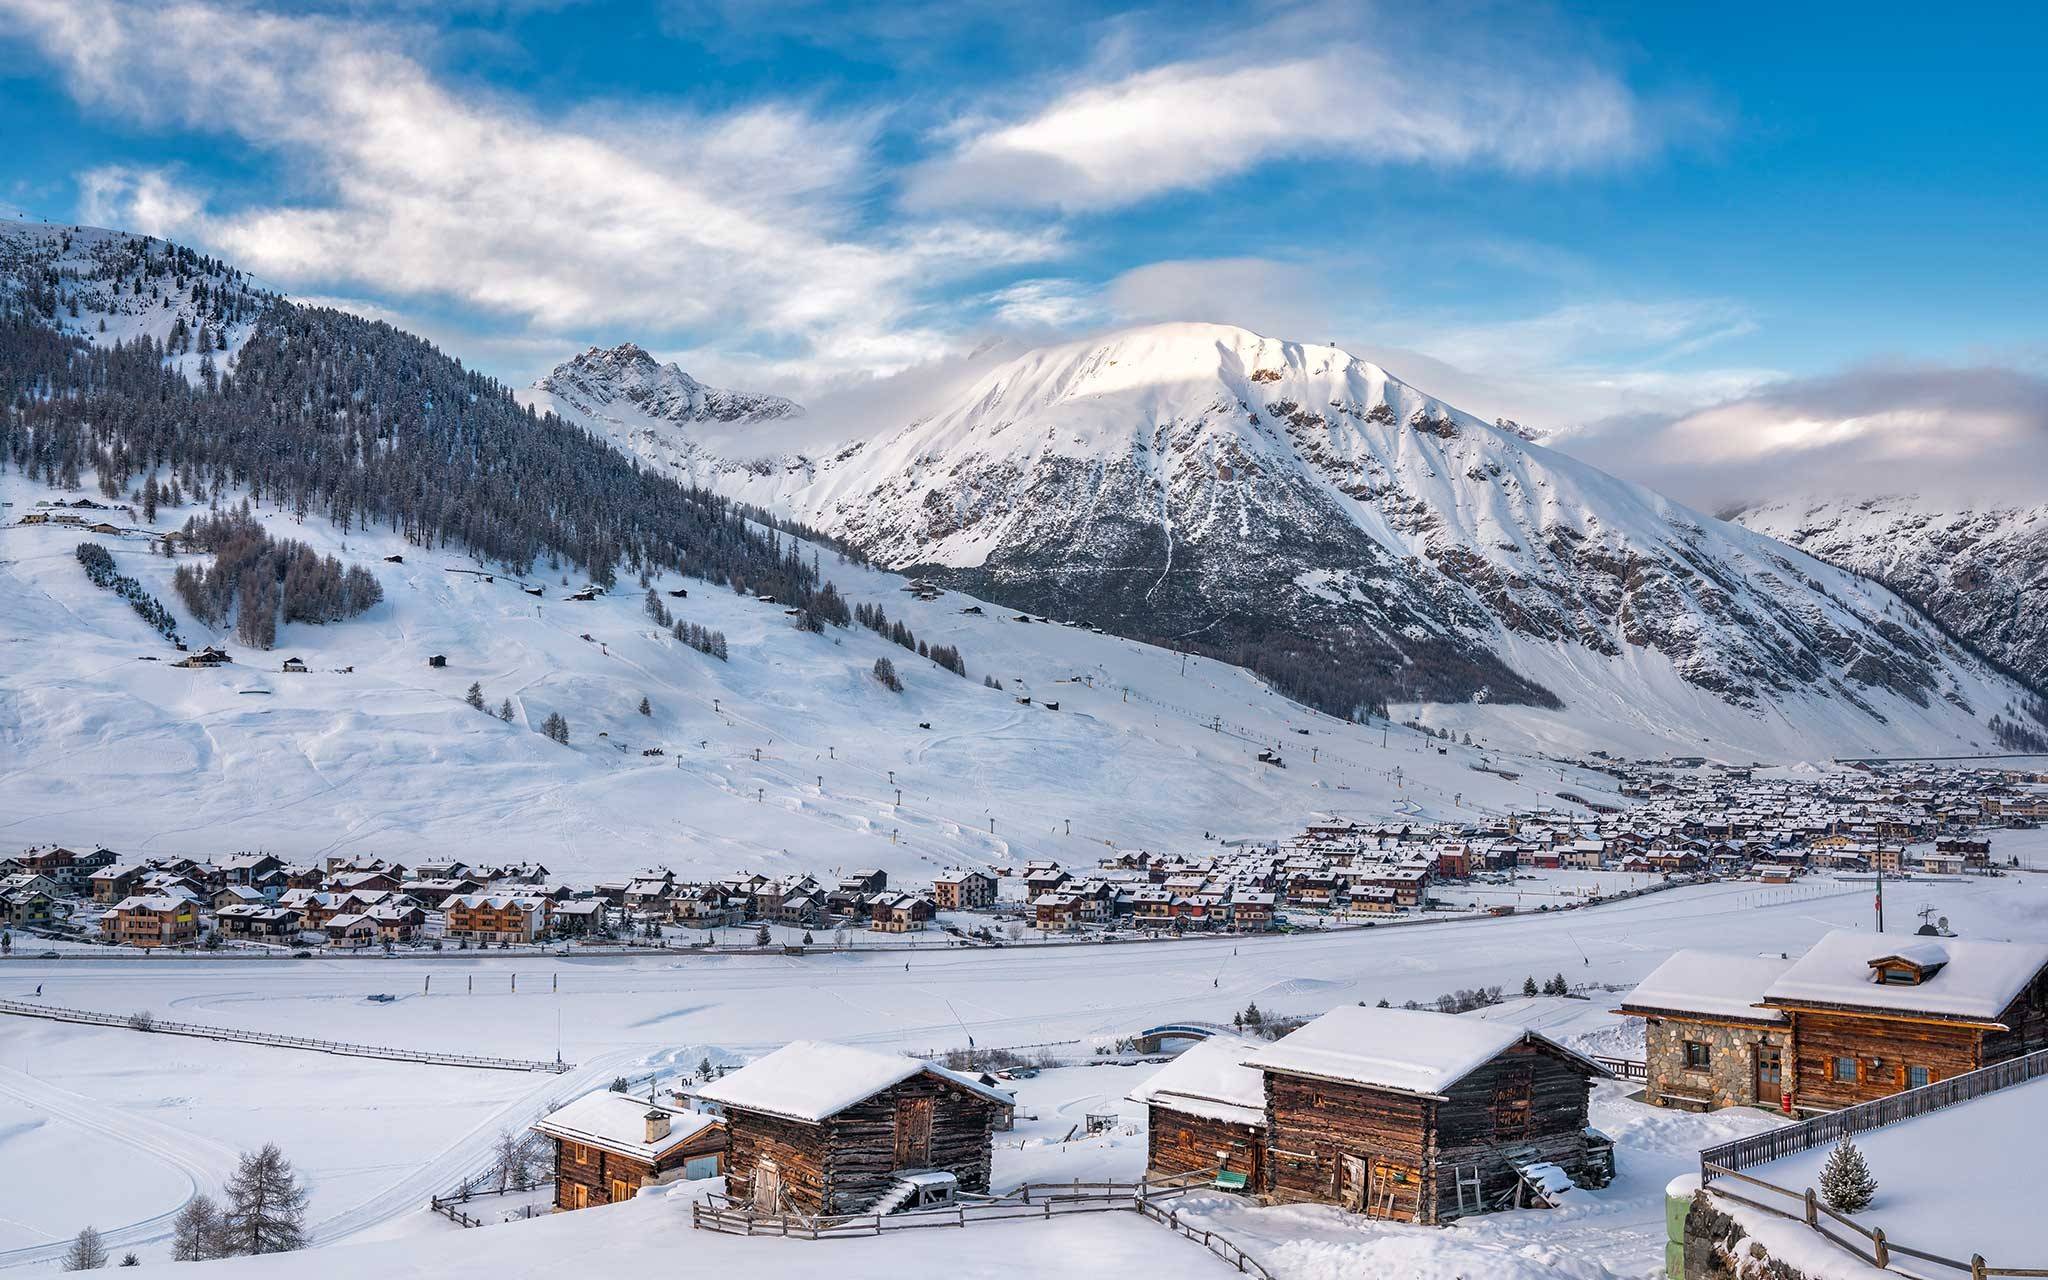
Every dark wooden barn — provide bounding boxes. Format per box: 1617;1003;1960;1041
1244;1006;1612;1223
532;1092;725;1211
1129;1033;1267;1190
697;1040;1013;1216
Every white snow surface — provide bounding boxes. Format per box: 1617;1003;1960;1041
531;1090;717;1162
695;1039;1008;1123
1126;1033;1266;1126
1762;928;2048;1021
1242;1006;1579;1098
1620;949;1795;1023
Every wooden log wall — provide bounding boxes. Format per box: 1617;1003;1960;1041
552;1139;654;1210
1432;1043;1597;1222
722;1110;833;1215
822;1075;997;1213
1790;1009;1981;1110
1260;1072;1430;1223
1144;1106;1263;1186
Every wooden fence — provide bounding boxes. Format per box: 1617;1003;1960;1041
690;1172;1272;1279
1591;1055;1648;1081
1700;1046;2048;1176
0;998;572;1072
1700;1162;2047;1278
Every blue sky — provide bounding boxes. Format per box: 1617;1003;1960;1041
2;0;2044;499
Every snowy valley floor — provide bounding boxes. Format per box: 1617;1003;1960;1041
4;868;2046;1274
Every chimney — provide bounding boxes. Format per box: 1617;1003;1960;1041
644;1108;671;1145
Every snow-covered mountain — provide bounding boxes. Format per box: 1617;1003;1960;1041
614;322;2018;752
520;343;815;495
1732;495;2048;686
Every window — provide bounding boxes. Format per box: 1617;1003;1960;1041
1833;1056;1858;1084
1907;1065;1931;1089
1880;967;1918;985
1683;1041;1712;1071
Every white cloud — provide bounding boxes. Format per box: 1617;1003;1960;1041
11;0;1056;381
906;36;1662;213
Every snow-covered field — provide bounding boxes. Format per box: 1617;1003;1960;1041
0;468;1620;882
3;867;2043;1273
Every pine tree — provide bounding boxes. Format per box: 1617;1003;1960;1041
1241;1001;1263;1028
755;924;772;947
1522;975;1539;997
873;657;902;692
119;1256;139;1267
221;1144;308;1255
638;696;651;717
465;681;485;711
171;1193;223;1261
1818;1136;1877;1212
61;1226;108;1271
498;698;514;721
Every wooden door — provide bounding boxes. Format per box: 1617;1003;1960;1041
609;1177;633;1203
753;1160;782;1213
1491;1062;1534;1139
895;1096;934;1168
1754;1046;1783;1104
569;1182;589;1209
1340;1154;1367;1213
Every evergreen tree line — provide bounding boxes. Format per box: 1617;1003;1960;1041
1989;697;2048;753
853;601;968;679
73;541;180;644
672;618;730;661
169;506;383;648
0;296;844;622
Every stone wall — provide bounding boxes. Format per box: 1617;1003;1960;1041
1683;1190;1821;1280
1644;1017;1792;1111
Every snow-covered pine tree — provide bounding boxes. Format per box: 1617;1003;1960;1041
465;682;485;711
60;1225;107;1271
1818;1136;1877;1212
498;698;514;722
221;1144;308;1255
638;696;651;716
1523;975;1539;997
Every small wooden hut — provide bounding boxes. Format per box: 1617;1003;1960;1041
696;1040;1011;1216
1245;1006;1611;1223
1129;1033;1267;1190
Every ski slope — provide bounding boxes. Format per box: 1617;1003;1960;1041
0;468;1611;880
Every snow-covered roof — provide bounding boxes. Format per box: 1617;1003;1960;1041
696;1041;1012;1124
1621;950;1794;1024
533;1092;720;1163
1128;1035;1267;1127
1242;1006;1601;1098
1763;930;2048;1022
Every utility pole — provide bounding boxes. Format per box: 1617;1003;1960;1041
1875;860;1885;933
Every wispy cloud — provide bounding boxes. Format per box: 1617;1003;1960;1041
12;0;1056;381
1551;364;2048;510
905;15;1685;214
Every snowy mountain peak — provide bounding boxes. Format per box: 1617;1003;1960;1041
532;342;804;428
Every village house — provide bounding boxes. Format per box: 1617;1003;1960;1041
1622;930;2048;1114
698;1041;1012;1216
443;894;550;944
1620;950;1795;1111
931;869;996;911
534;1092;725;1211
214;904;302;940
1130;1034;1267;1192
1244;1006;1613;1223
106;895;202;948
868;894;935;933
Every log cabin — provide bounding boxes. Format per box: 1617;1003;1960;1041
1129;1034;1267;1191
1244;1007;1612;1224
696;1040;1012;1217
533;1092;725;1211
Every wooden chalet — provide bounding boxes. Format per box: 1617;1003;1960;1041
696;1041;1012;1216
534;1092;725;1211
1129;1034;1267;1191
1243;1007;1612;1223
1760;932;2048;1112
1619;950;1795;1111
105;895;201;948
868;894;934;933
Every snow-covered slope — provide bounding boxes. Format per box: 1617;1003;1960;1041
622;322;2025;753
1733;495;2048;687
0;465;1617;879
520;343;819;501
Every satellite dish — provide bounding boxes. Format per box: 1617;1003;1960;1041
1939;916;1950;934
